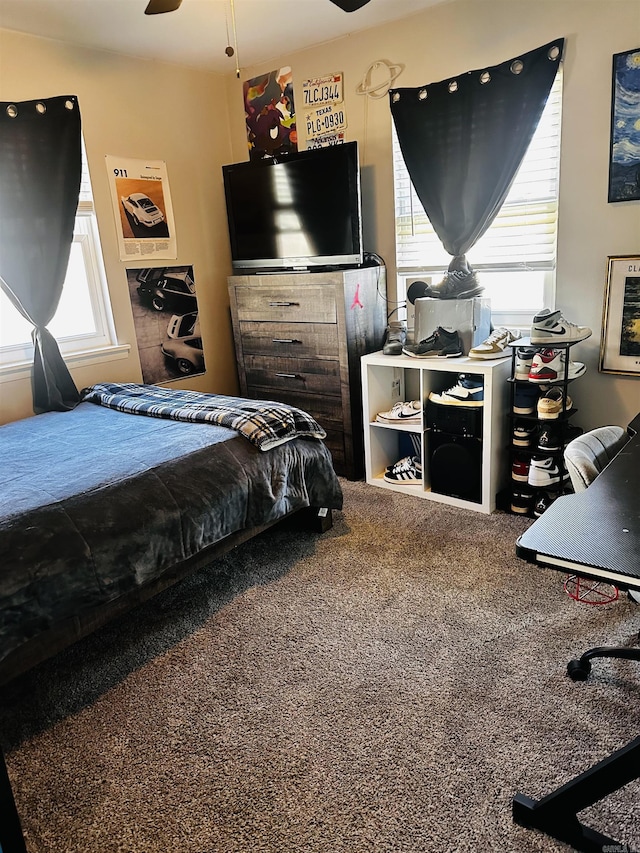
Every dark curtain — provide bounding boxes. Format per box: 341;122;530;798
0;95;82;413
389;38;564;274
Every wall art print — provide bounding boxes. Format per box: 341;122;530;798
126;265;205;384
608;48;640;203
599;255;640;376
244;66;297;160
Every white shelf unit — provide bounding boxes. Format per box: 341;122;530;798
361;351;512;514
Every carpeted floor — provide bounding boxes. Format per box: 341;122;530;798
2;479;639;853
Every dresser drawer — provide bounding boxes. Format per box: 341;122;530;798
235;285;337;323
245;355;341;396
239;321;339;359
246;385;343;429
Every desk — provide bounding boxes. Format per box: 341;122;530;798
513;413;640;852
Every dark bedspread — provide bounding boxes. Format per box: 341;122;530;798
0;403;342;668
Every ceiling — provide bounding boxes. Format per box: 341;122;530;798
0;0;446;74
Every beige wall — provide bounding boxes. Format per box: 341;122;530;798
0;29;238;424
1;0;639;430
225;0;640;430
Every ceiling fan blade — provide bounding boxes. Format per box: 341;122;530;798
145;0;183;15
328;0;371;11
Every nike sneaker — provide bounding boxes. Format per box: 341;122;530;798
530;308;592;344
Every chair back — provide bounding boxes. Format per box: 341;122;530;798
564;426;627;492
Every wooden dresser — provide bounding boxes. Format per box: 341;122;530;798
228;267;387;479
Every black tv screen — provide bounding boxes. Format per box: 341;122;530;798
222;142;363;272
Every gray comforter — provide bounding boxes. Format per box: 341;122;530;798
0;403;343;668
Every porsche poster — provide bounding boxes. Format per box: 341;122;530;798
106;155;177;261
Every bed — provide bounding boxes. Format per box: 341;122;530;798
0;384;343;685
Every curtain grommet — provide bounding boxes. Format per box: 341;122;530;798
36;103;47;115
448;81;458;93
6;104;18;118
510;60;524;75
418;88;428;101
479;71;491;85
64;99;75;110
392;91;400;103
548;45;561;62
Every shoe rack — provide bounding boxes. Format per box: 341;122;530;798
506;337;583;517
361;351;511;514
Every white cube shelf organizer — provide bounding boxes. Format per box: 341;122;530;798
361;351;511;514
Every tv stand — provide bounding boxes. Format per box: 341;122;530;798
228;266;387;479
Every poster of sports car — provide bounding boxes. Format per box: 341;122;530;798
126;265;205;384
106;155;177;260
244;66;297;160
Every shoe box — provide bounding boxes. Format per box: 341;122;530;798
413;297;491;355
425;399;483;438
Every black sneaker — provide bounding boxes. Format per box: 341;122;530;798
423;256;484;300
534;491;556;517
402;326;463;358
510;490;533;515
537;426;561;452
383;320;407;356
513;421;537;448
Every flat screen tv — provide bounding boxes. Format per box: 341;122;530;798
222;141;363;272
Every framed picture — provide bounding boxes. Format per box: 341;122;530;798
599;255;640;375
608;48;640;203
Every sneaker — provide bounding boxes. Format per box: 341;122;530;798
534;491;556;517
376;400;421;424
528;455;568;487
537;386;573;419
513;384;540;415
383;320;407;356
528;349;586;383
383;455;422;484
537;425;561;452
514;347;537;380
428;374;484;407
512;456;530;483
423;256;484;300
402;326;463;358
385;454;422;474
530;308;592;345
513;421;537;447
468;327;520;359
511;490;534;514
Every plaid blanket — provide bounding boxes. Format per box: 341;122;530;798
80;383;327;451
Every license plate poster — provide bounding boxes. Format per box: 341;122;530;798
106;155;177;261
302;73;347;147
244;66;297;161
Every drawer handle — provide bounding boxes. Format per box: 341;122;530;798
272;338;301;344
275;372;300;379
268;301;299;307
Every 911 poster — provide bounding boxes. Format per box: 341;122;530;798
106;155;177;261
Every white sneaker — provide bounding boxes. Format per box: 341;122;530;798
468;327;520;359
530;308;592;344
375;400;421;424
528;455;569;487
528;349;586;383
514;346;537;380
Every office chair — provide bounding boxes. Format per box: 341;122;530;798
563;426;638;680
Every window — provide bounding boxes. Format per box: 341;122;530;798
0;143;117;370
393;70;562;327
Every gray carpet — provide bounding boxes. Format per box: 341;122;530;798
2;479;639;853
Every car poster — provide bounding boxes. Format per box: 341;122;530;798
125;264;205;385
106;155;177;261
